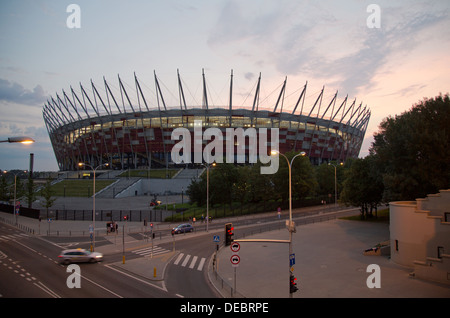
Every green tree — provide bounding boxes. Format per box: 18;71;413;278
209;163;239;206
340;155;384;219
186;176;206;207
0;176;10;201
41;177;56;215
371;93;450;201
25;176;37;208
316;161;346;201
271;151;318;203
247;162;274;203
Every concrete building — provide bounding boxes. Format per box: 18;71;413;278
390;189;450;285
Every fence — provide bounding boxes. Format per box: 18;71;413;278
0;203;40;219
39;208;172;222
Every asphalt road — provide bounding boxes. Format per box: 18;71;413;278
0;223;174;298
0;206;358;298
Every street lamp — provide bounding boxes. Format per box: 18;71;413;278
270;150;305;298
202;162;216;232
328;162;343;207
0;136;35;144
78;162;109;251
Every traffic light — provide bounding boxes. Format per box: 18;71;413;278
289;273;298;294
225;223;234;246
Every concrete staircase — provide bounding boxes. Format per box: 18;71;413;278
411;190;450;285
96;178;141;198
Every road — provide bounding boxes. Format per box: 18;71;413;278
0;223;176;298
0;206;358;298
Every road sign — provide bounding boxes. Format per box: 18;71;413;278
213;235;220;243
289;253;295;267
230;254;240;267
230;242;240;253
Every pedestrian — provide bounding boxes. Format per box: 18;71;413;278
277;207;281;219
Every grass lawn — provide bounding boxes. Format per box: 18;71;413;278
46;179;116;197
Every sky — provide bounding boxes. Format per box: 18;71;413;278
0;0;449;171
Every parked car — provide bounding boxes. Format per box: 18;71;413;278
58;248;103;265
171;223;194;234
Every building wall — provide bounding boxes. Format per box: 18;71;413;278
390;190;450;284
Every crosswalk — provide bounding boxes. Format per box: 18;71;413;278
130;247;207;272
173;253;206;272
131;245;171;257
0;233;29;242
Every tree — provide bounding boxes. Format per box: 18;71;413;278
25;176;37;208
316;161;346;201
186;176;206;207
340;155;383;219
271;151;318;202
0;176;10;201
209;163;238;206
41;177;56;215
371;93;450;201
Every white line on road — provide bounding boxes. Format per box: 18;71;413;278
174;253;184;265
197;257;206;271
189;256;198;269
181;254;191;267
33;281;61;298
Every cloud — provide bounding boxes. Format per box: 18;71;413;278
0;78;46;106
207;1;450;97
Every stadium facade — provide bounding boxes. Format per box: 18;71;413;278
42;70;370;171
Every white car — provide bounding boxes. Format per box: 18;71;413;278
58;248;103;265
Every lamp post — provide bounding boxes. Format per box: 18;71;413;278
202;162;216;232
78;162;109;251
328;162;343;207
271;150;305;298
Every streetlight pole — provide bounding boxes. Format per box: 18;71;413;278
328;162;343;208
203;162;216;232
271;150;305;298
78;162;109;251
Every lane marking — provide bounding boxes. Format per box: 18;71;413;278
105;264;167;292
197;257;206;271
181;254;191;267
174;253;184;265
189;256;198;269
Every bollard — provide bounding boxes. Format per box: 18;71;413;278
122;255;125;264
154;267;157;278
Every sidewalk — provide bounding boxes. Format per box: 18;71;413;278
209;219;450;298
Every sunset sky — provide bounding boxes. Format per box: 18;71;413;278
1;0;449;171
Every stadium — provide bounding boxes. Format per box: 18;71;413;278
42;70;370;171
